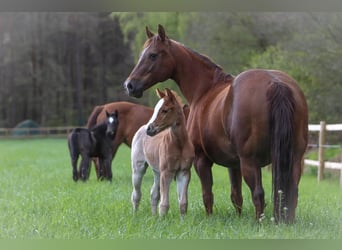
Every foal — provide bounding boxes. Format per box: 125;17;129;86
131;88;194;216
68;110;118;181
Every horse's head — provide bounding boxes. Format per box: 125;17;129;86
105;110;119;139
146;88;181;136
124;25;175;98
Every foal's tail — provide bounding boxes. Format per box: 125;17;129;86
68;129;80;160
267;81;295;222
86;105;104;128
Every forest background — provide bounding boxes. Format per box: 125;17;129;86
0;12;341;128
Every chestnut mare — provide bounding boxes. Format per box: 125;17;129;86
124;25;308;223
86;102;153;181
131;88;194;216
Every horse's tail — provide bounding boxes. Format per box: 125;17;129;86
68;129;80;160
86;105;104;128
267;81;295;222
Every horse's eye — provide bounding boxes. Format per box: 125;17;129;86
149;53;158;61
161;109;168;114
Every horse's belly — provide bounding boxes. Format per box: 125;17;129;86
202;135;239;167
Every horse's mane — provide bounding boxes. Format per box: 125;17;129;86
172;40;234;84
146;35;234;85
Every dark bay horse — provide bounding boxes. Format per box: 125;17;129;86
86;102;153;180
68;110;119;181
124;25;308;223
131;88;194;216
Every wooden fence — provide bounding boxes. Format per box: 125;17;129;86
0;126;76;139
304;121;342;188
1;122;341;187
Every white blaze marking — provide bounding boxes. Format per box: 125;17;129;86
137;45;149;65
148;98;165;125
109;117;114;124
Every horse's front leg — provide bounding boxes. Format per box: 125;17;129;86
194;153;214;215
176;169;191;216
131;160;147;212
100;157;113;182
150;168;160;215
159;170;173;216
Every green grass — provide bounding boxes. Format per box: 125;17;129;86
0;138;341;239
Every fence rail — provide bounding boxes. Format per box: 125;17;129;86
305;121;342;188
0;126;76;139
1;122;341;187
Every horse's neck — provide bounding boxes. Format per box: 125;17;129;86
169;116;188;147
170;42;232;104
91;123;106;139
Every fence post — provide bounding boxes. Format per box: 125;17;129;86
340;153;342;189
317;121;326;182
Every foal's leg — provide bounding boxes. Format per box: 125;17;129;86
240;158;265;220
131;161;147;212
71;154;79;182
228;167;243;215
150;168;160;215
92;157;101;180
101;156;113;182
68;139;79;181
176;169;191;216
159;170;173;216
80;154;91;181
194;153;214;215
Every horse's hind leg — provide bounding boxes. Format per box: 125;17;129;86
92;157;101;180
131;161;147;212
176;169;191;216
71;155;79;181
228;168;243;215
80;155;91;181
240;158;265;220
150;168;160;215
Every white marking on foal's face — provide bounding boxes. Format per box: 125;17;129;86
148;98;165;125
109;117;114;124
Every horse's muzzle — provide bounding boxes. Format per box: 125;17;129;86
124;79;144;98
146;124;157;136
106;131;116;139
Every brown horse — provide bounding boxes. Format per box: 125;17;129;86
86;101;153;181
131;88;194;216
124;25;308;223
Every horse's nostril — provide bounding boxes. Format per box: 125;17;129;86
127;82;133;91
146;125;151;132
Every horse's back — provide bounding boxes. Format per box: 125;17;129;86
95;102;153;146
68;128;94;155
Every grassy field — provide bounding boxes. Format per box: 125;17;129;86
0;138;341;239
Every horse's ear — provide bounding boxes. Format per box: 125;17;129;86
114;110;118;117
146;26;154;38
156;88;165;98
105;110;110;117
157;24;167;42
165;88;174;100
